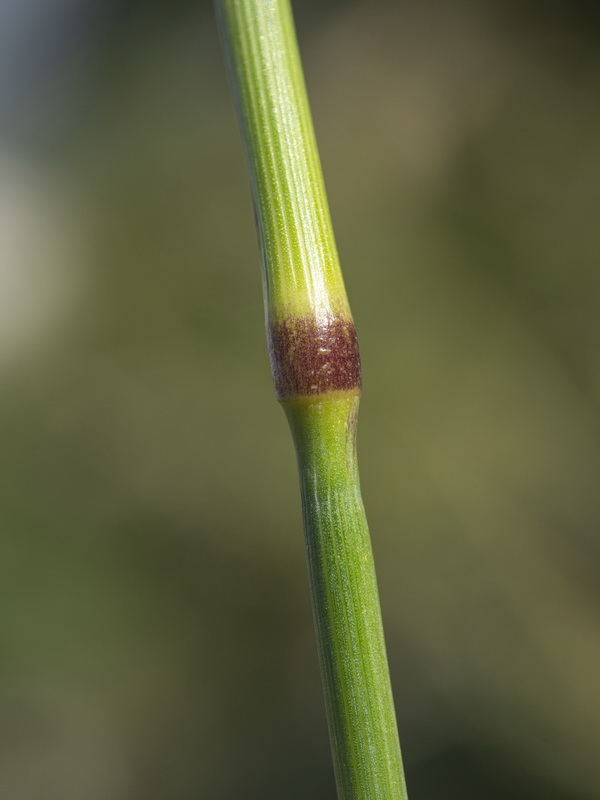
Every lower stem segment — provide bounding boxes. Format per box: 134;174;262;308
284;391;408;800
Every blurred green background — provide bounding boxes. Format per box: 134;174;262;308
1;0;599;797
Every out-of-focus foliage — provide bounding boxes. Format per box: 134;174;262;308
1;1;599;798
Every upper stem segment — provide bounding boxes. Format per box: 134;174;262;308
215;0;350;328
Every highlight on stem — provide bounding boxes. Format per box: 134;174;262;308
214;1;409;798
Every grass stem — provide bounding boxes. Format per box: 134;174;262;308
215;2;408;797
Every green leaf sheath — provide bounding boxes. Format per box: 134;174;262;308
215;1;408;797
214;0;350;321
285;394;408;800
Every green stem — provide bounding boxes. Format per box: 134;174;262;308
215;2;408;798
285;394;408;799
215;0;349;321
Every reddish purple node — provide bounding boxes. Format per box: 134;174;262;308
269;316;362;399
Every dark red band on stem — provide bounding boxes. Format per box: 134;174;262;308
269;316;362;399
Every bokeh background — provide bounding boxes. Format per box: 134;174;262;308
1;0;600;797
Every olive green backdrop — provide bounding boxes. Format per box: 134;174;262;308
1;1;599;798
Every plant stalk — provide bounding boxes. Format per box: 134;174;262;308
215;1;408;797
